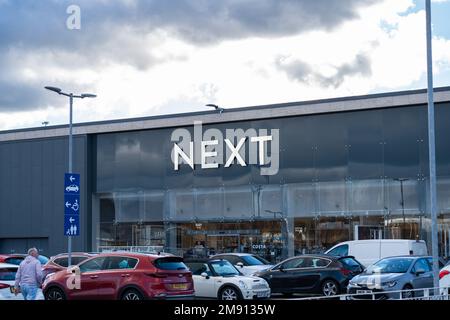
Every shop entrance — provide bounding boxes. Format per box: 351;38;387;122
206;234;240;255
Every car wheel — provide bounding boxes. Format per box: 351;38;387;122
45;287;66;300
402;285;414;299
121;288;144;301
321;280;339;296
219;286;242;300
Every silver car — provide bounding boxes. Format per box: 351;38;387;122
347;256;434;299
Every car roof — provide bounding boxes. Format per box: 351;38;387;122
0;262;19;269
93;252;179;260
380;255;431;259
50;252;94;260
0;254;26;258
185;258;230;263
286;254;340;260
212;253;255;257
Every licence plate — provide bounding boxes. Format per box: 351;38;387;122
172;283;188;290
356;290;372;294
257;291;269;298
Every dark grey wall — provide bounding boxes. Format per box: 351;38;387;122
95;103;450;191
0;135;89;256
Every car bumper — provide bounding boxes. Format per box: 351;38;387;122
241;288;271;300
163;294;196;300
347;284;410;300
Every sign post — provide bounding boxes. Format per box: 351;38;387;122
64;173;80;267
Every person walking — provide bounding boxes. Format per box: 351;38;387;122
14;248;43;300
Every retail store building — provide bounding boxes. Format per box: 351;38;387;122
2;87;450;263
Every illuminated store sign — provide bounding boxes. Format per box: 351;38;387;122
171;121;279;175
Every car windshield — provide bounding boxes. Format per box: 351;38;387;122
365;258;414;274
210;260;240;276
241;255;270;266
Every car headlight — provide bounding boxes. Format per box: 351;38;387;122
238;280;249;290
381;281;397;288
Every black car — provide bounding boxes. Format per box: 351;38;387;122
254;254;364;297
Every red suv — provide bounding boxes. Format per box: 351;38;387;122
42;253;95;279
42;252;194;300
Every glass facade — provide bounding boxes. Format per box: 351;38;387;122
93;103;450;262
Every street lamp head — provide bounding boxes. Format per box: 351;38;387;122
44;86;62;94
205;104;224;114
81;93;97;99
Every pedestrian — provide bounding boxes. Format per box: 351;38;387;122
14;247;43;300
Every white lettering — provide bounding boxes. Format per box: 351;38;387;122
201;140;219;169
224;138;247;167
250;135;272;165
173;142;194;170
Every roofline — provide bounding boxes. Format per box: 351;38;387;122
1;86;450;142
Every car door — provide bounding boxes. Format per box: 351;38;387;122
99;256;139;299
71;257;107;300
191;263;215;298
411;258;434;291
291;258;328;292
267;258;303;293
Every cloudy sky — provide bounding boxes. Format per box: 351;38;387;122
0;0;449;130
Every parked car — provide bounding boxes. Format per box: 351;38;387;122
0;263;44;300
210;253;273;276
0;254;49;266
254;254;364;297
347;256;435;299
325;240;428;267
185;258;271;300
42;252;194;300
439;260;450;293
42;252;95;278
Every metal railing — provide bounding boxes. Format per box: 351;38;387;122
291;286;450;301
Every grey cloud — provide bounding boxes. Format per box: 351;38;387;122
0;0;381;57
277;53;372;88
0;0;379;112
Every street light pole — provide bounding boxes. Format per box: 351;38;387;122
44;86;96;267
425;0;440;289
68;93;73;267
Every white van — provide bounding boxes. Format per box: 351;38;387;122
325;239;428;267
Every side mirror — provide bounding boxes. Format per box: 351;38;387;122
415;269;426;276
201;272;210;279
236;262;244;268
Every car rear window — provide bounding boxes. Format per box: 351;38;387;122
0;268;17;281
4;257;24;265
339;257;362;270
153;257;188;271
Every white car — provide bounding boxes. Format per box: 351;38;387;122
210;253;273;276
0;263;44;300
439;261;450;294
186;259;271;300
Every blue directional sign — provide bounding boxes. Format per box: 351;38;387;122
64;194;80;215
64;173;80;236
64;173;80;195
64;215;80;236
